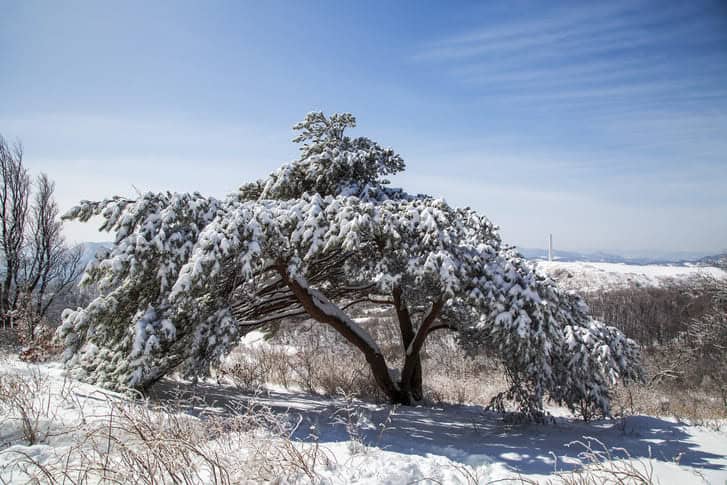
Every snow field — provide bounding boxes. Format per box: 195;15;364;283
536;261;727;292
1;356;726;484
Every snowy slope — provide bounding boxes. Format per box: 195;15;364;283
1;356;725;484
536;260;727;292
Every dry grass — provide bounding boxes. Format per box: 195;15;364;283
417;438;665;485
421;335;508;406
612;383;726;431
609;345;727;429
219;322;388;401
220;320;508;408
549;437;657;485
0;370;335;484
0;366;76;446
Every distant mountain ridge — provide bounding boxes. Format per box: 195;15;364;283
695;253;727;267
75;241;112;269
518;247;726;266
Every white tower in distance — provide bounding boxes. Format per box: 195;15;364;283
548;234;553;262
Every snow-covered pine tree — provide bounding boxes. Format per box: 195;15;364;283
58;112;642;416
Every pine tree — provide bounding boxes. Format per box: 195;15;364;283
59;112;642;416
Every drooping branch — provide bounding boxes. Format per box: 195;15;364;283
229;271;300;323
426;322;457;336
340;298;372;311
238;308;309;327
340;294;397;311
230;249;375;328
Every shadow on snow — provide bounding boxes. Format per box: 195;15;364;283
148;379;725;477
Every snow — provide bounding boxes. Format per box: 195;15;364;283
537;261;727;292
1;356;725;484
52;112;669;429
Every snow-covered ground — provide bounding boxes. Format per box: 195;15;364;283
1;356;726;484
536;261;727;292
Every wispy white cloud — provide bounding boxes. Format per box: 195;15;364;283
417;1;712;62
410;0;727;220
417;2;642;56
415;1;727;117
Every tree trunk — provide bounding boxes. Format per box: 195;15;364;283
398;297;443;403
392;286;423;401
1;272;13;328
277;265;449;406
278;266;409;404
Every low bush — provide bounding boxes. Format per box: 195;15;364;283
0;366;73;445
0;383;333;484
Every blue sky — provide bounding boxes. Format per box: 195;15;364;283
1;0;726;256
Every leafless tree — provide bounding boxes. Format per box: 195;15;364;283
680;275;727;406
585;283;714;347
0;134;29;328
21;174;83;317
0;134;83;339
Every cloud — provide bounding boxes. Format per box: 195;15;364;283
414;1;727;119
417;2;716;62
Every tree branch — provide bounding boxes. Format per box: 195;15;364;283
406;297;445;357
277;263;402;402
426;322;456;336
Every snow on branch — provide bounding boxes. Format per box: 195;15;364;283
58;112;642;416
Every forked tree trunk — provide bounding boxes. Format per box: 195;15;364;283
278;264;444;405
393;286;423;401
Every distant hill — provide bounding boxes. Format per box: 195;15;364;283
536;260;727;292
75;241;112;269
694;253;727;268
518;247;723;266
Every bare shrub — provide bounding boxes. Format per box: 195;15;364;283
11;302;61;363
96;400;234;484
0;387;333;484
331;390;373;454
224;323;387;402
222;346;277;392
422;333;506;406
607;340;726;426
278;321;379;399
680;284;727;408
215;399;334;482
551;437;656;485
585;282;713;347
584;276;727;424
297;348;382;400
0;328;21;353
417;437;664;485
0;367;72;445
